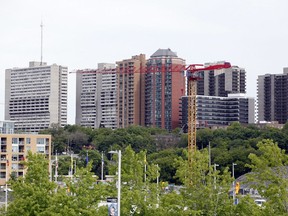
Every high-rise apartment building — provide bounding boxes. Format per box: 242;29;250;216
5;62;68;133
257;68;288;124
197;63;246;97
0;121;51;185
145;49;185;131
116;54;146;128
75;63;117;129
181;94;255;128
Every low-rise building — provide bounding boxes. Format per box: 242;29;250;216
0;121;51;185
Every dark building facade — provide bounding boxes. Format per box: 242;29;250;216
258;68;288;124
180;94;255;128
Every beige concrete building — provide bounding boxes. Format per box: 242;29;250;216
75;63;117;129
5;61;68;133
0;121;51;185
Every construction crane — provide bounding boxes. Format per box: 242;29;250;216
70;62;231;166
184;62;231;166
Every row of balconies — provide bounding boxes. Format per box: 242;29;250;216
9;101;49;105
9;105;49;110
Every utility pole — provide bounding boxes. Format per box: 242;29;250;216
5;159;9;212
40;21;43;65
214;163;219;190
55;150;58;182
101;151;104;180
232;163;237;204
109;150;121;216
209;142;211;169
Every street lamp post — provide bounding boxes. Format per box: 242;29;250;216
214;163;219;190
232;163;237;204
109;150;121;216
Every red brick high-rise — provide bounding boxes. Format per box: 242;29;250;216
116;54;146;128
145;49;186;131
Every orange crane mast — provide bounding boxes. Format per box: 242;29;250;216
184;62;231;165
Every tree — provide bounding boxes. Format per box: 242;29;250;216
3;152;57;216
246;139;288;215
1;152;109;216
148;148;184;183
173;149;234;215
108;145;160;215
45;162;110;216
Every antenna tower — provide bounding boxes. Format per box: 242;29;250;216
40;21;43;65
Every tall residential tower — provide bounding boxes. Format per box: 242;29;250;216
116;54;146;128
5;62;68;132
257;68;288;124
197;63;246;97
145;49;185;131
75;63;117;129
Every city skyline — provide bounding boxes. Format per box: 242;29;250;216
1;0;288;125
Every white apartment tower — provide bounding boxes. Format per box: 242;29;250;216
75;63;118;129
197;63;246;97
5;61;68;132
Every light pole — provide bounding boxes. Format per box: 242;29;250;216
214;163;219;190
232;163;237;204
101;151;104;181
109;150;121;216
5;159;9;212
55;150;58;183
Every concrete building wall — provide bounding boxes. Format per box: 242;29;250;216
75;64;117;129
50;64;61;125
75;72;83;125
248;97;255;124
75;70;98;128
98;63;117;129
257;75;265;122
224;68;233;92
197;64;246;97
4;69;11;121
5;62;67;132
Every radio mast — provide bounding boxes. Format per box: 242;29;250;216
40;21;43;65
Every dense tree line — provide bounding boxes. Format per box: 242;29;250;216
40;122;288;181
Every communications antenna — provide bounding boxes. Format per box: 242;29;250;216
40;21;44;65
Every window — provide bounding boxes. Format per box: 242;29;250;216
12;163;18;170
12;138;18;144
37;146;45;153
37;138;45;145
0;172;6;179
26;146;31;152
12;155;18;162
26;138;31;145
12;146;19;153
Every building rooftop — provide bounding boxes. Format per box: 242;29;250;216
151;48;178;58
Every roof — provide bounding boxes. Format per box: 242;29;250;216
151;48;178;58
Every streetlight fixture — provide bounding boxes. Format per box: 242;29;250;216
232;163;237;204
214;163;219;189
109;150;121;216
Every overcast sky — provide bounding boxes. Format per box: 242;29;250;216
1;0;288;124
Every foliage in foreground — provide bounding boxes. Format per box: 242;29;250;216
2;140;288;215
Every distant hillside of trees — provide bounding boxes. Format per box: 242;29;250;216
39;122;288;182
